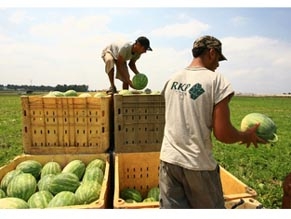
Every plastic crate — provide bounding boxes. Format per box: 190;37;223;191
225;198;264;209
21;95;112;154
113;152;258;209
0;153;110;209
113;94;165;153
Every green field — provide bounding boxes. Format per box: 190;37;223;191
0;93;290;209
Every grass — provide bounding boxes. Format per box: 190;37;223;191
0;93;290;208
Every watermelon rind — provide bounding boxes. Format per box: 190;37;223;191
38;174;56;191
82;167;104;185
147;187;160;201
0;188;6;198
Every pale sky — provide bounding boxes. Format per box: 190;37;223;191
1;1;291;94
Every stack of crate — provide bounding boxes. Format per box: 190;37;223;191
112;93;263;209
0;94;112;209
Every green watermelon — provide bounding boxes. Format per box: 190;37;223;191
0;197;29;209
147;186;160;201
40;161;62;178
28;190;54;209
48;172;80;195
132;73;148;90
143;197;156;202
86;158;106;173
38;174;56;191
15;159;42;179
7;173;37;201
64;89;78;97
47;191;77;208
82;167;104;185
75;181;102;205
0;188;6;198
120;188;143;202
0;169;23;193
62;160;86;180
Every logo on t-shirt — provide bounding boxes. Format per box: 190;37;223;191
188;83;205;100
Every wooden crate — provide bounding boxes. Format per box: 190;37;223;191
113;152;258;209
0;153;110;209
113;94;165;153
21;95;112;154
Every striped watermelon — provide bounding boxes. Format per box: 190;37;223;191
28;190;54;208
38;174;56;191
132;73;148;90
86;158;106;173
15;160;42;179
62;160;86;180
48;172;80;195
82;167;104;185
47;191;77;208
0;188;6;198
7;173;37;201
120;188;143;202
143;197;156;202
0;169;23;193
0;197;29;209
75;181;101;205
40;161;62;178
147;187;160;201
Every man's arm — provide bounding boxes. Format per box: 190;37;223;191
212;94;266;147
128;59;139;74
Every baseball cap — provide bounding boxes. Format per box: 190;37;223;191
193;35;227;61
136;36;152;51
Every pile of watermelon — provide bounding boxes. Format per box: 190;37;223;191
0;158;106;209
120;186;160;203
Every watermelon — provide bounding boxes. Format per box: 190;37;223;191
7;173;37;201
86;158;106;173
48;172;80;195
143;197;156;202
62;159;86;180
82;167;104;185
240;113;278;143
28;190;54;208
15;159;42;179
64;89;78;96
132;73;148;90
38;174;56;191
79;93;92;97
94;92;107;97
0;188;6;198
47;191;77;208
147;187;160;201
40;161;62;178
0;169;23;193
118;89;132;95
75;181;102;205
120;188;143;202
0;197;29;209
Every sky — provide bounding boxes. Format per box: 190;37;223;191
1;1;291;94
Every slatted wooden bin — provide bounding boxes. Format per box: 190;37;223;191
114;94;165;153
21;95;111;154
113;152;261;209
0;153;110;209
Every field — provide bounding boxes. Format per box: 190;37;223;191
0;92;290;209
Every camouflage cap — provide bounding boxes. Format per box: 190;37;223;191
193;35;227;61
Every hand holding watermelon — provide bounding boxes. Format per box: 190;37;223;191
240;113;278;144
